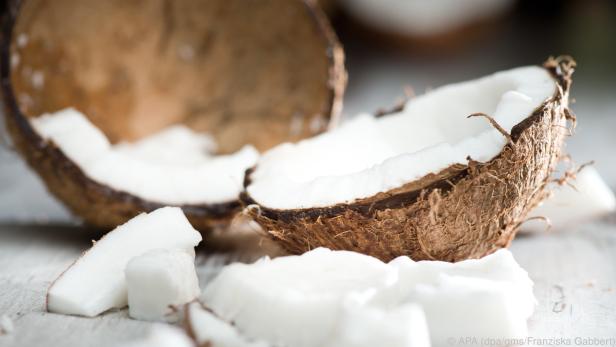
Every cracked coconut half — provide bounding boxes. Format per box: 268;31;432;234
0;0;345;231
243;56;576;262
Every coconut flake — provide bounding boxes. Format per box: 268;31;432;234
126;249;200;322
187;302;269;347
247;66;557;209
30;108;259;205
523;166;616;232
47;207;202;317
202;248;534;347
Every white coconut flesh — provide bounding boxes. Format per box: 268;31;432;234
522;166;616;232
187;302;269;347
47;207;202;317
340;0;514;37
125;249;200;322
386;249;535;346
247;66;557;210
30;108;259;205
201;248;534;347
202;248;398;347
324;302;430;347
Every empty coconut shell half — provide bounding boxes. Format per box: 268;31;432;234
0;0;345;231
242;56;575;262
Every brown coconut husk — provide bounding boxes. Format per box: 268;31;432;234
0;0;346;231
241;56;575;262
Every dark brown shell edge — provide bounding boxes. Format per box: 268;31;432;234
0;0;346;232
240;56;575;262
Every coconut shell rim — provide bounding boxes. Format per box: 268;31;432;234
240;56;576;224
0;0;347;224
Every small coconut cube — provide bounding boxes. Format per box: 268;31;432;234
388;249;535;345
326;302;430;347
125;248;200;322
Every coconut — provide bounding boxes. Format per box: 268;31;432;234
0;0;345;231
242;56;575;262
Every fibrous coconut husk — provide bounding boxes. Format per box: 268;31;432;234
242;56;575;262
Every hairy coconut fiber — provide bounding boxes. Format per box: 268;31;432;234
242;56;576;262
0;0;345;231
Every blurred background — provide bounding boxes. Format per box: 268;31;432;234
1;0;615;224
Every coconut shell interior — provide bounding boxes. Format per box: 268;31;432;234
8;0;343;153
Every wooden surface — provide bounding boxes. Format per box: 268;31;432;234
0;217;615;347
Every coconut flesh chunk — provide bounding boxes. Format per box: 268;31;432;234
186;300;428;347
47;207;202;317
202;248;398;347
201;248;534;347
324;302;430;347
246;66;557;210
522;166;616;232
125;249;200;322
31;108;259;205
186;302;269;347
386;249;535;346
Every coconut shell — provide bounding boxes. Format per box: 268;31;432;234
0;0;346;231
242;56;575;262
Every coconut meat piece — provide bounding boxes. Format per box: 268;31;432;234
247;66;557;210
125;249;201;322
324;302;430;347
47;207;202;317
386;249;535;345
202;248;534;347
31;108;259;205
202;248;398;347
522;166;616;232
187;302;269;347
